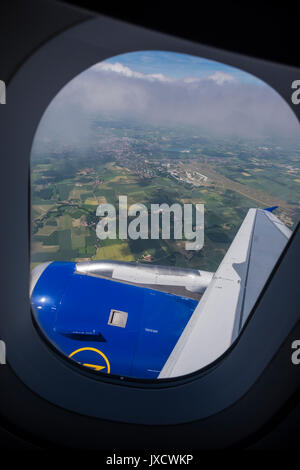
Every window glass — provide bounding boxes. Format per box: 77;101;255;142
30;51;300;379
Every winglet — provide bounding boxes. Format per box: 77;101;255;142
264;205;278;213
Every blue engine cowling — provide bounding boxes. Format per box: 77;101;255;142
31;262;197;379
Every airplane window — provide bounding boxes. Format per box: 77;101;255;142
30;51;300;380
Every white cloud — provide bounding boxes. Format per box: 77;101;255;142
183;77;201;84
94;63;237;86
34;60;300;148
207;70;237;85
92;62;173;83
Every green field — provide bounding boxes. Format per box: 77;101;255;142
31;119;300;272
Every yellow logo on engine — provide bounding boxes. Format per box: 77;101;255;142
69;347;110;373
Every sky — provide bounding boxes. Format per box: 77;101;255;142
106;51;263;84
33;50;300;149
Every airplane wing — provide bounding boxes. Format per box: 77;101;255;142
159;208;292;378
